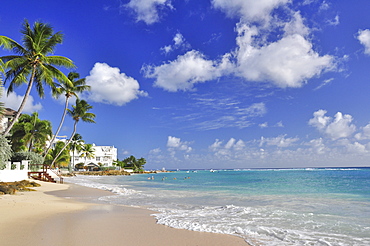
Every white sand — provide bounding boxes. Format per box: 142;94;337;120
0;181;249;246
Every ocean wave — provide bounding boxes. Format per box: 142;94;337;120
151;204;370;246
64;176;138;195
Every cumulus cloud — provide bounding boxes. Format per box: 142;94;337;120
1;91;42;113
211;0;289;23
144;50;227;91
146;10;334;91
85;63;147;106
167;136;192;152
161;32;190;54
210;138;245;156
355;123;370;140
234;21;334;88
124;0;173;25
357;29;370;55
308;109;356;140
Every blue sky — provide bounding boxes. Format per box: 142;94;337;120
1;0;370;169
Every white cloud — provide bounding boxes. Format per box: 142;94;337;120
327;15;340;26
209;138;245;156
124;0;173;25
85;63;147;106
309;110;356;140
234;22;334;88
357;29;370;55
149;148;161;154
167;136;192;152
283;11;310;36
307;138;327;154
355;123;370;140
145;8;334;91
144;50;224;92
161;32;190;54
260;135;299;148
346;142;367;154
1;91;42;113
275;121;284;127
259;122;268;128
211;0;289;24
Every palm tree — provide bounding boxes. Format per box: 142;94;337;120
51;99;95;171
69;133;84;170
44;141;70;168
80;143;95;166
0;19;75;136
44;72;90;156
10;112;52;153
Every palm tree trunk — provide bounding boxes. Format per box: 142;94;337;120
43;96;70;157
2;66;36;136
51;120;77;171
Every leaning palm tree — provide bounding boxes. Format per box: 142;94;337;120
44;72;90;156
69;133;84;170
0;19;75;136
80;143;95;166
44;141;70;168
51;99;95;171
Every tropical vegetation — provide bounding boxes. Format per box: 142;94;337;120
114;155;146;172
80;143;95;165
44;72;90;156
44;141;70;168
0;19;75;136
51;99;96;171
9;112;52;153
0;20;148;174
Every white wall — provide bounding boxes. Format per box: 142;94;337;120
0;161;29;182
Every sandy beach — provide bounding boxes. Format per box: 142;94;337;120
0;181;248;246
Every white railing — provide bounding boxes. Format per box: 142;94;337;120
0;160;29;182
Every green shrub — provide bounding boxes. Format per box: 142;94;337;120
11;152;43;164
0;135;12;165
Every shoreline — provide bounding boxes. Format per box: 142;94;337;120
0;181;249;246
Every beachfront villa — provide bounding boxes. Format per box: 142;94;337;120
0;108;17;133
52;137;117;169
72;144;117;169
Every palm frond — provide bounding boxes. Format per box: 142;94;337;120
45;56;75;68
0;36;26;55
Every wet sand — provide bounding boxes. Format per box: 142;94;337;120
0;181;249;246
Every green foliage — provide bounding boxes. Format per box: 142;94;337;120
9;112;52;153
44;141;70;167
67;99;96;124
80;143;95;163
44;72;90;156
0;135;12;166
0;19;75;135
121;155;146;172
51;99;95;170
100;166;117;171
113;159;125;169
11;152;43;165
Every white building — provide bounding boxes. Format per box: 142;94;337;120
72;144;117;169
0;108;17;133
53;137;117;169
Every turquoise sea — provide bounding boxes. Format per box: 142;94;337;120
66;168;370;245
